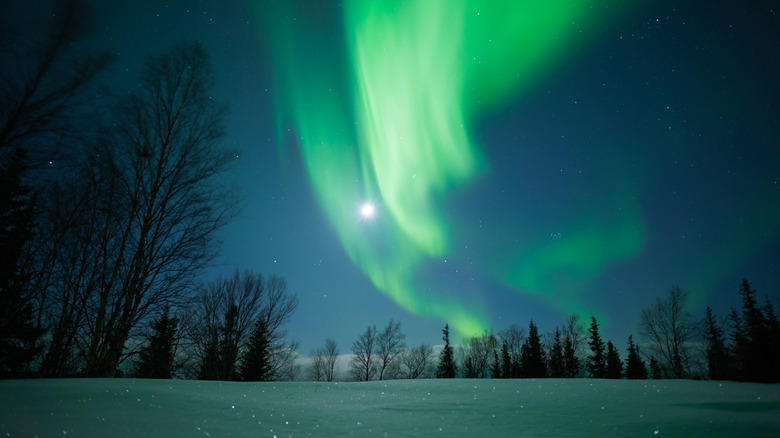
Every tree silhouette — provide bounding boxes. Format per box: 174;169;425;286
240;318;273;381
499;324;525;378
491;350;502;379
520;320;546;378
350;325;377;381
625;335;648;380
703;306;731;381
562;313;585;378
135;306;178;379
500;341;511;379
78;41;237;377
376;319;406;380
649;357;661;379
401;344;434;379
730;279;778;382
436;324;456;378
1;0;109;378
0;0;110;158
193;271;298;381
606;341;623;379
547;327;565;378
0;149;43;377
217;304;241;381
587;316;606;378
461;330;497;378
323;339;339;382
639;285;692;378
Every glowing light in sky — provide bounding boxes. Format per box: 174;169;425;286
258;0;636;339
360;203;376;219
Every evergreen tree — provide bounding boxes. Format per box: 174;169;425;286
563;334;580;378
436;324;457;378
728;307;746;381
0;148;44;378
491;350;502;379
501;341;511;378
586;316;606;378
703;306;732;381
240;318;273;381
548;328;565;378
762;297;780;382
649;357;661;379
606;341;623;379
135;306;178;379
520;320;546;378
625;335;648;380
736;279;774;382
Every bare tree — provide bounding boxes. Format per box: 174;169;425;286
639;285;694;378
562;313;586;353
376;319;406;380
190;271;298;381
308;339;339;382
499;324;525;377
349;325;377;381
0;0;111;160
323;338;339;382
460;330;498;378
0;0;110;377
66;41;238;377
561;313;586;377
308;347;326;382
400;344;434;379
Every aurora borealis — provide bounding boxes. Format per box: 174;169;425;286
259;0;650;338
72;0;780;351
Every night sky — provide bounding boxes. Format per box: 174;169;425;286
24;1;780;353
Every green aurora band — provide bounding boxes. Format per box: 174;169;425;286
258;1;637;338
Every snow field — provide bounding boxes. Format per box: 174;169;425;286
1;378;779;437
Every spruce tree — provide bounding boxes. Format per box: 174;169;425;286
703;306;732;381
241;318;273;381
606;341;623;379
501;341;511;378
728;307;747;381
136;306;178;379
0;148;44;377
586;316;606;378
625;335;648;380
436;324;456;378
491;350;502;379
762;297;780;382
737;279;772;382
548;328;565;378
520;320;546;378
649;357;661;379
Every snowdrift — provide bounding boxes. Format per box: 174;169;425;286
1;378;778;437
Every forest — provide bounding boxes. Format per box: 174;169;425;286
1;1;779;385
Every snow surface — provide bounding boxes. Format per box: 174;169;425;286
1;378;779;437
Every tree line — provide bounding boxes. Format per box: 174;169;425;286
313;278;777;383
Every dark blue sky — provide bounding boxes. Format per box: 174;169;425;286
33;0;779;353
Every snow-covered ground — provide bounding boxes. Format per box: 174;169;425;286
1;378;779;437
